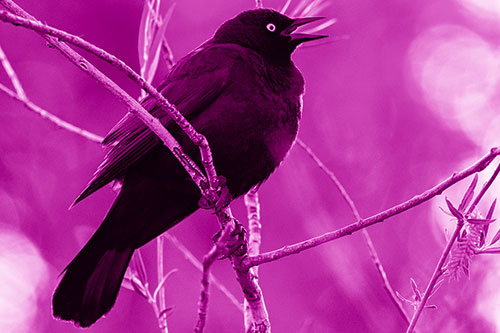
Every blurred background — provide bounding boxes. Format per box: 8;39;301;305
1;0;500;332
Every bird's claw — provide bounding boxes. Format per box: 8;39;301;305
198;176;233;212
212;221;247;259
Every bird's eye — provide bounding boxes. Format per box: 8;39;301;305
266;23;276;32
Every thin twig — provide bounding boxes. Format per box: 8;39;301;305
0;43;102;143
468;161;500;214
243;147;500;269
255;0;263;8
405;224;460;333
0;8;220;193
476;247;500;254
195;223;235;333
0;83;103;143
161;38;175;70
406;161;500;332
295;139;411;325
0;44;26;98
156;236;168;333
164;233;243;311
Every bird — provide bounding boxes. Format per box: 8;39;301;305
52;8;326;327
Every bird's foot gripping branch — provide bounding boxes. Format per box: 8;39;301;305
198;175;234;213
212;220;248;260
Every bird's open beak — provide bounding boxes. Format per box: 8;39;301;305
282;17;328;45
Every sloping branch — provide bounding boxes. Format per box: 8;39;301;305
406;162;500;332
0;7;211;192
243;147;500;269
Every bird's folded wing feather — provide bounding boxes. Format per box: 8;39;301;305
73;44;242;205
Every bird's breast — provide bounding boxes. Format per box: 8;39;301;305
173;49;304;197
201;70;301;195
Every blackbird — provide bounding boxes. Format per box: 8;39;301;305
52;8;325;327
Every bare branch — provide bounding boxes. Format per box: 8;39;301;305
243;186;264;331
244;147;500;269
164;233;243;311
0;44;26;98
156;236;168;333
244;187;262;266
1;43;102;142
0;83;103;143
406;161;500;332
469;161;500;214
212;208;270;332
195;223;235;333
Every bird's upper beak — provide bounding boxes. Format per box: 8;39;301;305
281;17;327;45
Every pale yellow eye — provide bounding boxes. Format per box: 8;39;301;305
266;23;276;32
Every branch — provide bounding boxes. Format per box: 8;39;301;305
122;250;177;333
0;7;220;194
295;139;411;325
0;42;103;143
243;147;500;269
164;233;243;311
406;161;500;332
215;209;271;333
0;83;103;143
405;223;460;333
243;187;264;331
156;236;168;333
0;44;25;98
195;223;235;333
244;187;262;267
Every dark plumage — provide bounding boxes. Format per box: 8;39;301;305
52;8;325;327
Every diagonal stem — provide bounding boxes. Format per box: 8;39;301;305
406;161;500;332
0;44;26;98
296;138;411;325
244;148;500;269
405;223;461;333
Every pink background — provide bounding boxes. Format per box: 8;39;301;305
1;0;499;332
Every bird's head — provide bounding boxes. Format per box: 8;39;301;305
213;9;326;63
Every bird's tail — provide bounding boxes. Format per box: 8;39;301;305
52;230;134;327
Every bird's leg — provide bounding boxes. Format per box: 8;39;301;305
198;175;233;212
212;219;247;259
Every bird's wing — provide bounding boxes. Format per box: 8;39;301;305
73;44;240;205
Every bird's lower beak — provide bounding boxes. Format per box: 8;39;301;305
282;17;327;45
